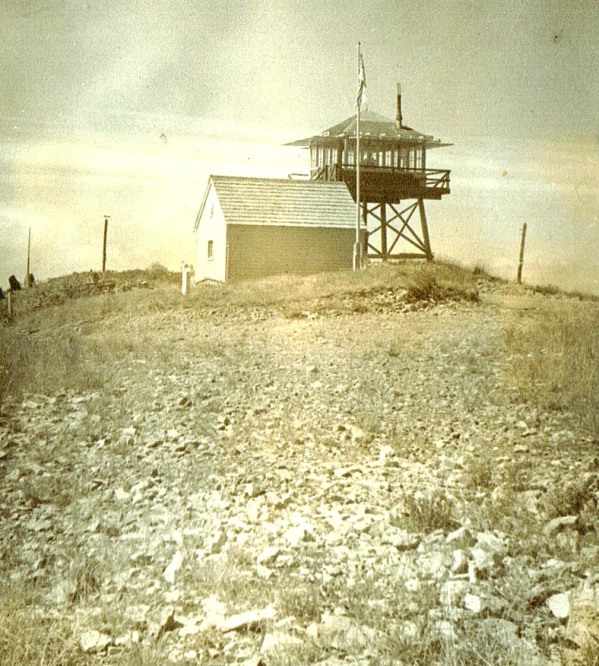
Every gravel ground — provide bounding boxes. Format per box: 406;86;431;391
1;285;597;665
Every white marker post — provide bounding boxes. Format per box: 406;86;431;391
181;262;191;295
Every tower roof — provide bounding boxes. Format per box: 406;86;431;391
287;110;450;148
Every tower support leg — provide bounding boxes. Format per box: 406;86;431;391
418;198;434;261
380;204;388;261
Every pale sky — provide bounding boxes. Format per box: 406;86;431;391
1;0;598;292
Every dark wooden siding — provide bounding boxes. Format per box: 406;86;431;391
226;225;364;281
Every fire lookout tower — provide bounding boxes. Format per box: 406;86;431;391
288;85;451;261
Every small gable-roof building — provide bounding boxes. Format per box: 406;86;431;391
193;176;364;282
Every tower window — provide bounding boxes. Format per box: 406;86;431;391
207;240;214;260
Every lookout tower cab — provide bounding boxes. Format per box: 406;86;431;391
289;84;451;261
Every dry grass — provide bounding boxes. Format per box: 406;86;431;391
0;580;171;665
0;582;86;665
189;260;480;310
504;306;599;439
0;261;479;403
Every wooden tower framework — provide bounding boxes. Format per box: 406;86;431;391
288;84;451;262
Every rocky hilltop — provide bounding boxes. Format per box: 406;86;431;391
0;264;597;665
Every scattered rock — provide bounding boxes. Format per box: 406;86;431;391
464;593;484;613
2;282;595;665
257;546;281;565
446;526;476;549
307;613;378;651
78;629;112;654
451;548;469;574
221;606;277;633
164;551;183;585
151;608;184;639
260;631;303;655
565;587;599;649
284;524;314;547
547;591;572;619
543;515;579;538
381;527;421;551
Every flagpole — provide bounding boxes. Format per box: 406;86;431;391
353;42;362;271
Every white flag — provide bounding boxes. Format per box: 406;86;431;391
356;53;368;109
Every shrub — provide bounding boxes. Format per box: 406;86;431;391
395;489;458;533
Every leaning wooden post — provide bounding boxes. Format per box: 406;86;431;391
7;290;13;320
516;222;527;284
26;227;31;288
102;215;110;273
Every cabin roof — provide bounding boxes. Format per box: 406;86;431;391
287;110;450;148
195;176;357;231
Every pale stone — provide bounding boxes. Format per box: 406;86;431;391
257;546;280;565
405;578;420;592
566;588;599;651
221;606;276;632
284;524;314;546
543;515;579;538
114;488;131;502
547;591;572;619
470;546;501;576
451;549;468;574
114;631;140;647
179;616;205;637
378;445;395;463
256;565;274;579
417;550;451;580
446;526;476;549
475;531;507;555
164;551;183;585
260;631;303;655
150;608;183;638
435;620;457;639
201;594;227;621
464;593;483;613
206;529;227;554
308;613;378;651
79;629;112;653
441;580;470;605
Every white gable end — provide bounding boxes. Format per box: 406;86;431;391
195;182;227;282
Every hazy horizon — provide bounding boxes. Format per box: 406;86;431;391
2;0;598;293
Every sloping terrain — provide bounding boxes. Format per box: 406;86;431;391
0;264;597;665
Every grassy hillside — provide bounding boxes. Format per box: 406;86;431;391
1;261;596;437
0;261;597;665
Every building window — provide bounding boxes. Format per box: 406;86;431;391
207;240;214;260
210;203;214;218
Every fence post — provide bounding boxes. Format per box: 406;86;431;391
516;223;527;284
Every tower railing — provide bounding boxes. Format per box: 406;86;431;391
311;163;450;197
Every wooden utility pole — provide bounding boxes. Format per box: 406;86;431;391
26;227;31;287
516;222;527;284
102;215;110;272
